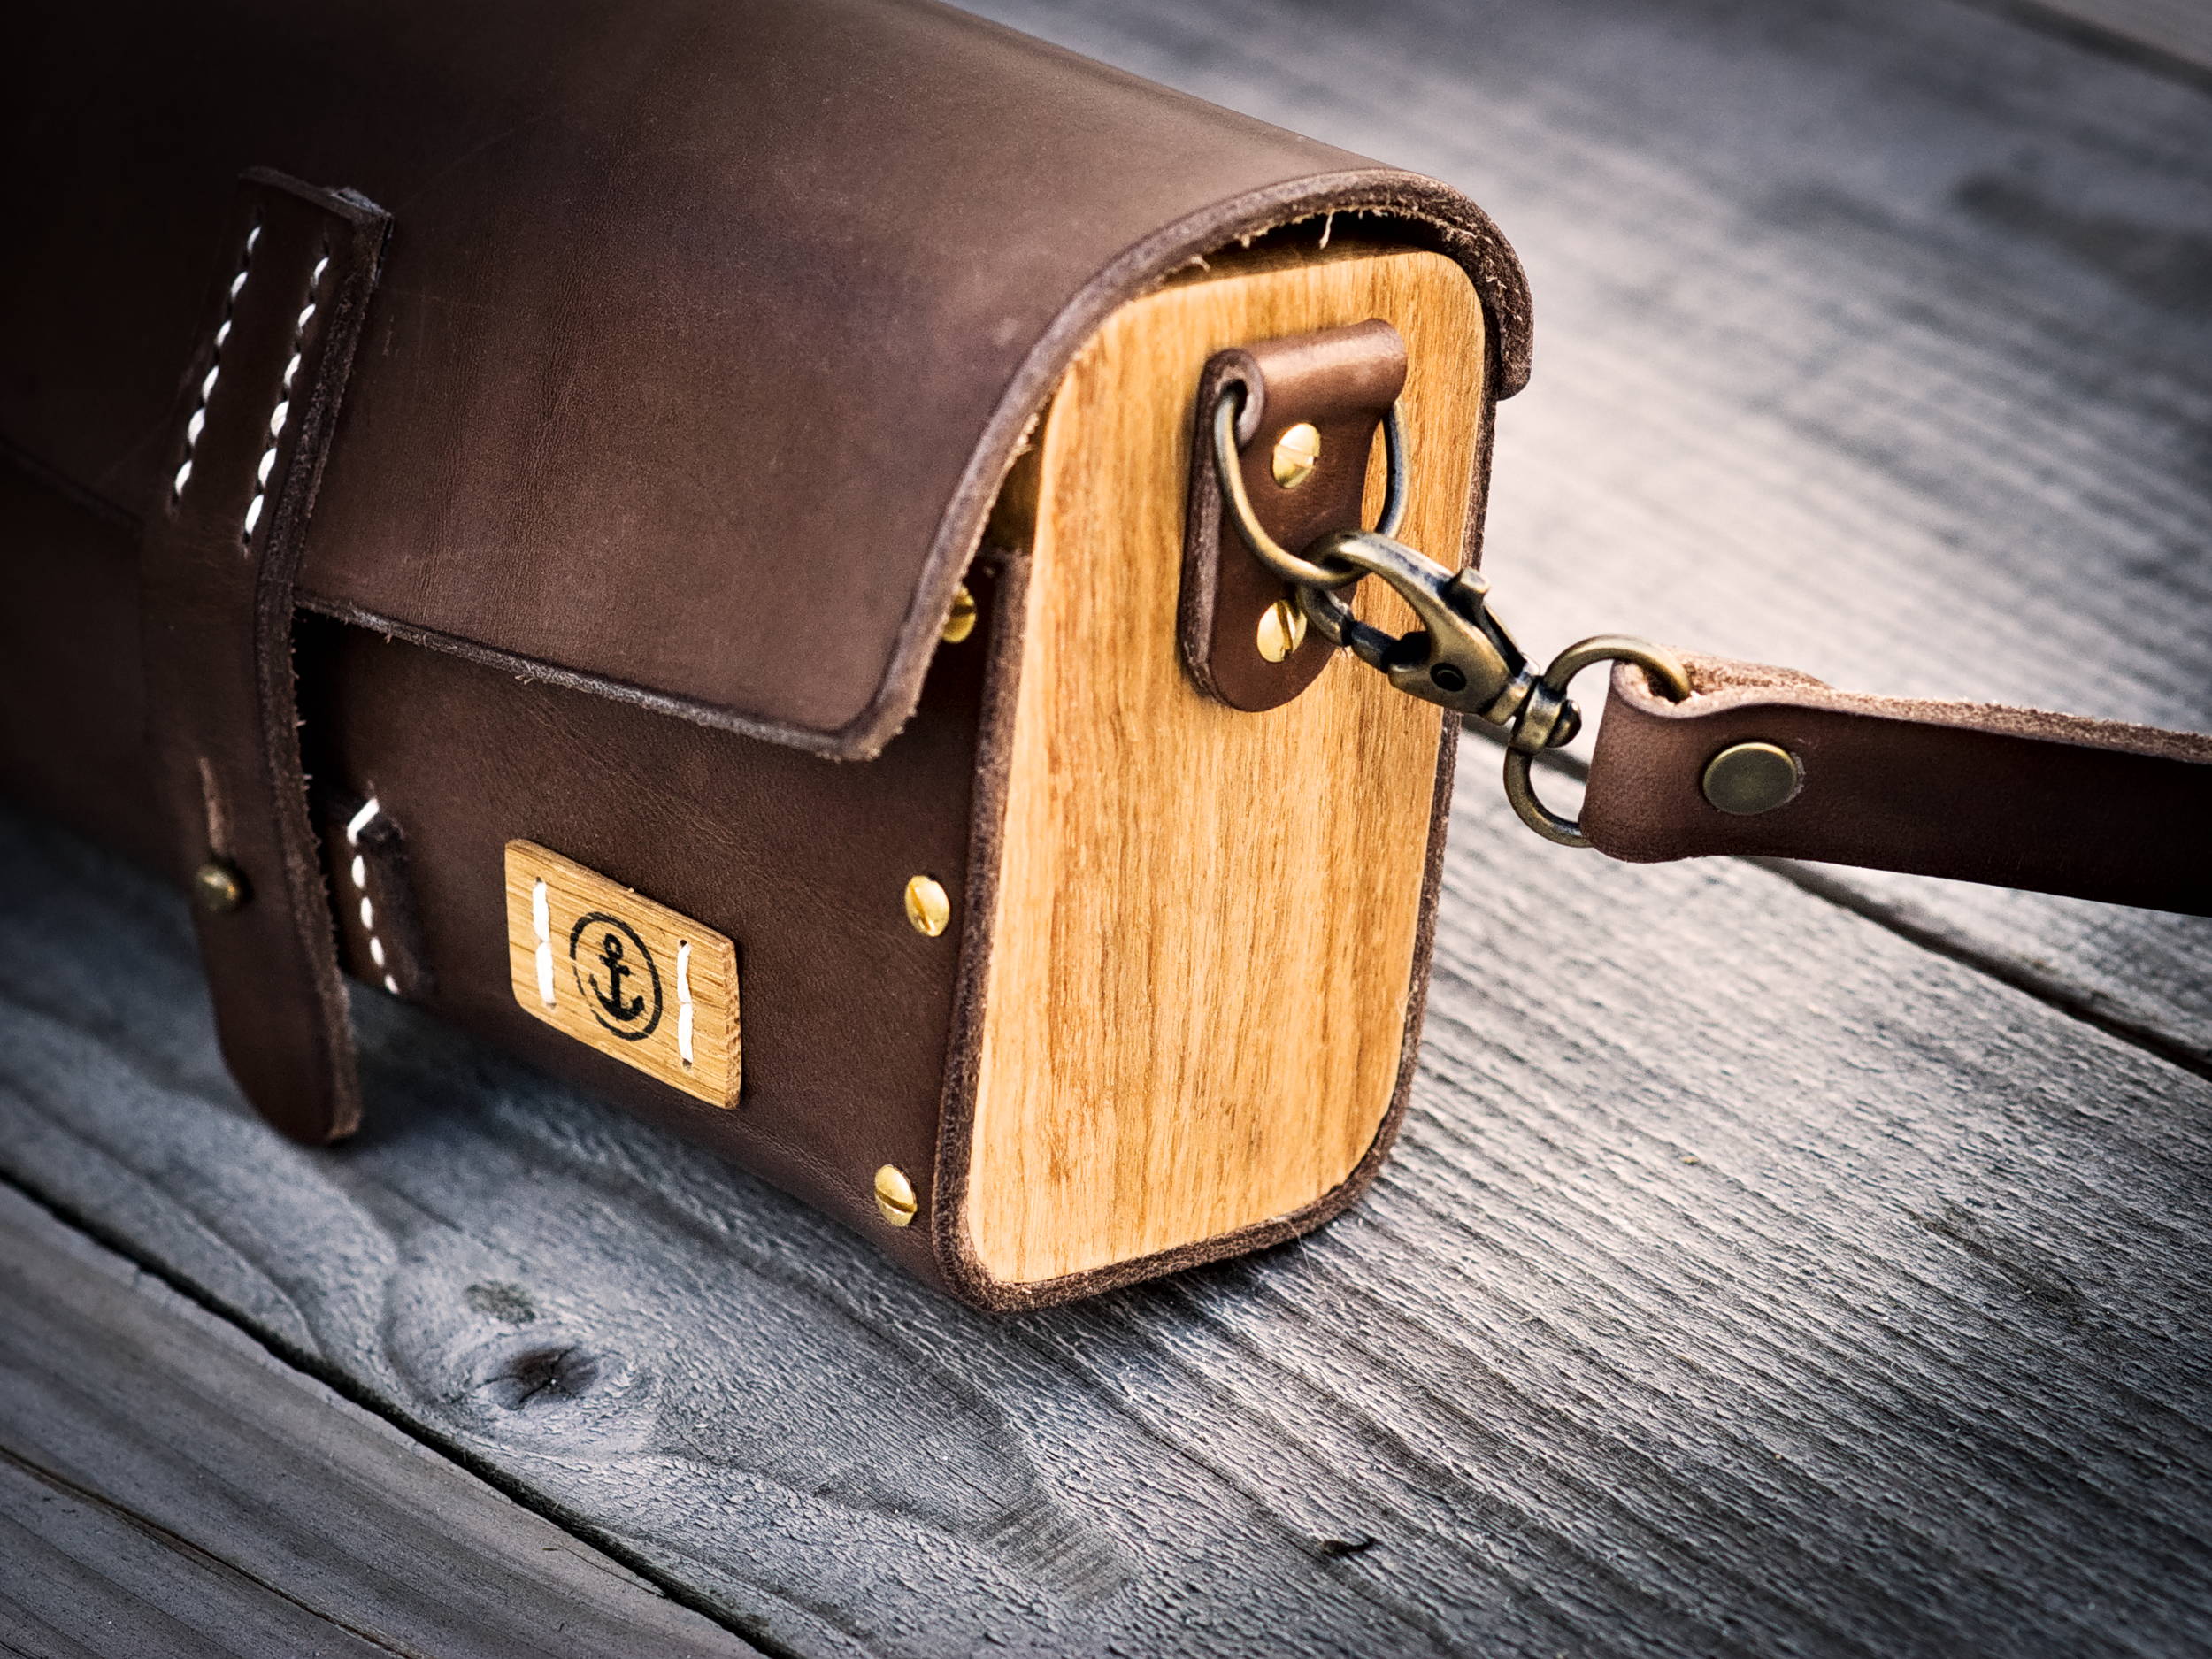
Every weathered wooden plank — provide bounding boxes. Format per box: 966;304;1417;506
0;1442;393;1659
1;777;2207;1656
958;0;2212;1067
0;1177;758;1659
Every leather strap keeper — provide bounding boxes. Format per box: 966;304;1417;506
1181;319;1409;711
1582;654;2212;916
142;172;390;1142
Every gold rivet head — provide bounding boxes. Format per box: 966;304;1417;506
903;875;951;937
1256;596;1308;664
191;860;249;915
873;1164;918;1227
941;583;978;644
1270;421;1322;489
1701;741;1803;815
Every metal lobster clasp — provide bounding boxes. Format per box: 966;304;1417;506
1296;528;1570;740
1206;378;1573;740
1207;372;1693;849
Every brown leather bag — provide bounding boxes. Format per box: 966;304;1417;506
2;0;2203;1310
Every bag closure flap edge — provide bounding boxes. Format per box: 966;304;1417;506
295;173;1530;761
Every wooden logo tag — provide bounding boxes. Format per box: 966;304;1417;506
503;841;740;1109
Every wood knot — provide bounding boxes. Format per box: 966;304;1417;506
484;1343;601;1410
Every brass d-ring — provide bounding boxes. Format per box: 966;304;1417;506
1502;636;1690;848
1213;386;1407;588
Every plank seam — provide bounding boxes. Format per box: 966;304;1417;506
1945;0;2212;94
1747;857;2212;1085
0;1170;787;1659
0;1442;422;1658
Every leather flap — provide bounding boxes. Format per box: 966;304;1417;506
2;0;1530;759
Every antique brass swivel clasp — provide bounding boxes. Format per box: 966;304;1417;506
1294;527;1563;737
1210;383;1571;741
1210;380;1692;848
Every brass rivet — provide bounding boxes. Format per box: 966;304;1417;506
873;1164;918;1227
941;582;978;644
1255;596;1307;663
903;874;951;937
1271;421;1321;489
192;860;249;915
1701;741;1803;815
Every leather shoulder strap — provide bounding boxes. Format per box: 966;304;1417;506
142;170;390;1141
1581;653;2212;916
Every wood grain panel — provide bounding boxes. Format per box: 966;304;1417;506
965;249;1479;1285
505;840;741;1110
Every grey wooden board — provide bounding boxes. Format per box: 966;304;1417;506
0;1182;758;1659
2;0;2210;1655
3;777;2209;1657
958;0;2212;1068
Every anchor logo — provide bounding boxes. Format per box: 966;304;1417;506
592;931;644;1022
567;910;663;1041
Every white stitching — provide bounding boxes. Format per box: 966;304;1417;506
676;941;695;1069
242;251;329;550
342;796;402;995
531;878;556;1009
172;222;259;503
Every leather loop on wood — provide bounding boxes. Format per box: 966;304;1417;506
1582;654;2212;916
142;171;391;1142
1180;319;1407;712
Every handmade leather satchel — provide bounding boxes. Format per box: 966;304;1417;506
3;0;2205;1310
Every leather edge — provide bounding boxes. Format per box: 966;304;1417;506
1176;346;1263;707
1612;656;2212;764
294;595;893;763
919;543;1029;1300
143;171;392;1144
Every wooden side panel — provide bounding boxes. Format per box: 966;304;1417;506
965;249;1484;1285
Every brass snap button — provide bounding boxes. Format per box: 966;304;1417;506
941;582;978;643
873;1164;918;1227
1701;741;1803;815
1255;596;1307;663
903;875;951;937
